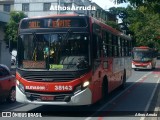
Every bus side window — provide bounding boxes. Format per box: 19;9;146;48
121;39;125;57
118;37;121;57
126;40;129;56
124;40;128;56
102;30;108;57
93;34;102;59
108;34;112;57
92;23;102;59
112;35;118;57
116;36;119;57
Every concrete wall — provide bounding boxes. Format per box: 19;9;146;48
0;41;11;69
0;12;10;22
0;1;13;68
0;23;11;69
0;12;11;68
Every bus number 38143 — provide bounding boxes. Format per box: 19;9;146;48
54;85;73;91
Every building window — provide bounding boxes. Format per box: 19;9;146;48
64;3;72;7
43;3;51;11
22;3;29;12
3;4;10;12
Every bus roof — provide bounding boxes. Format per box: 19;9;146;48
20;14;131;40
26;14;80;19
134;46;150;49
90;16;131;40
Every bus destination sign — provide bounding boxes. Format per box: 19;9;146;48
20;18;87;29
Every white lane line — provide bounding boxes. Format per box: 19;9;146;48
85;72;152;120
3;103;27;111
140;76;160;120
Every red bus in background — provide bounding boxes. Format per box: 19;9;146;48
132;46;157;70
16;14;132;105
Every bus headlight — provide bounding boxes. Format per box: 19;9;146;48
83;81;90;88
147;63;151;68
74;81;90;94
16;80;25;93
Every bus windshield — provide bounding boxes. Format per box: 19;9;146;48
132;51;153;61
17;33;89;70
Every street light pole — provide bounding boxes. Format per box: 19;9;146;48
58;0;60;14
57;0;60;14
89;0;93;17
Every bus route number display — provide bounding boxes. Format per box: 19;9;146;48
48;20;71;28
20;18;86;29
29;21;40;28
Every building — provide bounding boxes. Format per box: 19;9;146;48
91;2;117;23
0;0;14;68
0;0;14;12
14;0;88;17
14;0;116;23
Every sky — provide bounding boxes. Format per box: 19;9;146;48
92;0;129;10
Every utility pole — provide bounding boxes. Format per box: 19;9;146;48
57;0;60;14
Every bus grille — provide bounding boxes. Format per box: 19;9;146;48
17;70;79;82
25;92;72;102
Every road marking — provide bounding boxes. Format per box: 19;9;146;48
2;103;27;111
85;72;152;120
140;76;160;120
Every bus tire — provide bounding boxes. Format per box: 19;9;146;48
120;70;126;89
7;87;16;103
134;68;138;71
101;77;108;101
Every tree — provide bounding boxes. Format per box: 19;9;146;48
4;11;26;51
106;21;121;31
108;5;160;50
113;0;160;13
109;7;130;33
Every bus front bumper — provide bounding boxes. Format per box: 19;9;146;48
132;63;152;69
16;86;92;105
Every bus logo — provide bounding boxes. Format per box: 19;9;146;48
25;86;46;90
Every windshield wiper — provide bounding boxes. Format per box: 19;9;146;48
63;29;72;43
32;32;39;61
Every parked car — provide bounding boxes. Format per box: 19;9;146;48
0;64;16;103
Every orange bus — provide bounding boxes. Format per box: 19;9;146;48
16;14;132;105
132;46;157;70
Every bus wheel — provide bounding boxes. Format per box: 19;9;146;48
102;78;108;101
7;87;16;103
120;71;126;89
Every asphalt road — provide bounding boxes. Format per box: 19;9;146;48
0;60;160;120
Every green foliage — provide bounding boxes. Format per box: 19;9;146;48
108;3;160;50
113;0;160;13
4;11;26;51
106;21;121;31
126;6;160;49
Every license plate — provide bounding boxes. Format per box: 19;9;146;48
40;96;54;101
